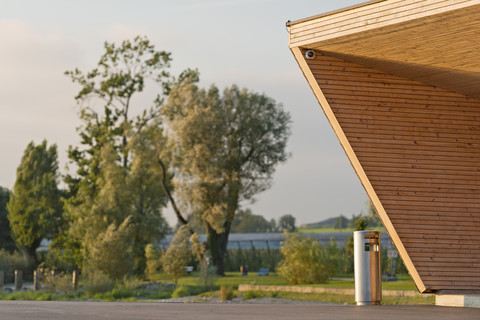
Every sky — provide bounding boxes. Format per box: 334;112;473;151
0;0;369;227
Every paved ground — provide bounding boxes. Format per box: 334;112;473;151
0;300;479;320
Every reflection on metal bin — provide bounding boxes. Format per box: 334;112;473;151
354;230;381;305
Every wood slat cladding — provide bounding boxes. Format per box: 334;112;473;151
303;50;480;293
288;0;480;48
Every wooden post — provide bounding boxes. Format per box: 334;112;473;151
0;270;4;290
14;270;22;291
72;270;78;291
33;270;40;291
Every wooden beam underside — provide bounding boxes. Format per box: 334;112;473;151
289;0;480;100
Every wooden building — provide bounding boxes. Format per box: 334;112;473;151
287;0;480;295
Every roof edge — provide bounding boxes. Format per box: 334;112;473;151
286;0;387;27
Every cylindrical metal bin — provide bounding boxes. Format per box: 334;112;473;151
354;230;381;305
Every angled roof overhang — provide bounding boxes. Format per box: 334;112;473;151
288;0;480;293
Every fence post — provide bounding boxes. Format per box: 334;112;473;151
33;270;40;291
14;270;23;291
0;270;4;290
72;270;78;291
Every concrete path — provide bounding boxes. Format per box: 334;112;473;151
0;301;479;320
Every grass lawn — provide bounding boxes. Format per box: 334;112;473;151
157;271;418;292
0;272;424;304
231;290;434;305
154;271;289;288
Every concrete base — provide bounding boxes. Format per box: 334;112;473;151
436;291;480;308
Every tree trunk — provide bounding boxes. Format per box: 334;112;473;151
22;246;38;270
206;180;240;276
206;224;229;276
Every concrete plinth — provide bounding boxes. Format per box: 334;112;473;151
436;291;480;308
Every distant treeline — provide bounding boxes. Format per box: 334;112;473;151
301;202;382;230
186;209;297;234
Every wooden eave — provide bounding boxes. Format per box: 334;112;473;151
289;0;480;294
288;0;480;99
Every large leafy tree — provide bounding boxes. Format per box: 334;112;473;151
163;81;291;275
64;35;172;195
230;209;275;233
278;214;297;233
7;140;62;267
0;186;16;252
64;36;176;274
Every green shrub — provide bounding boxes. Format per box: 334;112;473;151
220;285;234;301
277;232;334;284
41;272;74;293
197;262;217;291
82;271;115;295
243;290;263;300
172;286;189;298
145;244;162;281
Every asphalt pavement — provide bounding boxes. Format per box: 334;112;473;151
0;301;479;320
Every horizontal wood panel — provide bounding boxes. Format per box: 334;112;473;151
340;123;480;140
317;78;470;99
376;189;480;200
404;246;480;255
305;50;480;292
328;99;480;117
346;131;480;146
323;90;480;106
371;180;480;190
335;113;480;129
383;212;480;222
323;89;480;106
402;242;480;250
353;147;480;163
393;223;480;232
417;264;480;272
395;228;480;238
364;166;480;180
419;273;480;280
389;217;480;228
401;234;480;241
379;194;480;206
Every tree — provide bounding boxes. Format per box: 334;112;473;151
145;243;162;281
64;35;172;179
278;214;297;232
163;81;291;275
64;36;175;274
230;209;274;233
334;215;348;230
7;140;62;267
355;216;369;231
366;200;382;227
161;225;192;285
0;187;15;252
85;217;134;280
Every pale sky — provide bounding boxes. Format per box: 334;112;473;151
0;0;369;227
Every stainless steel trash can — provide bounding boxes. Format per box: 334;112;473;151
354;230;381;305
